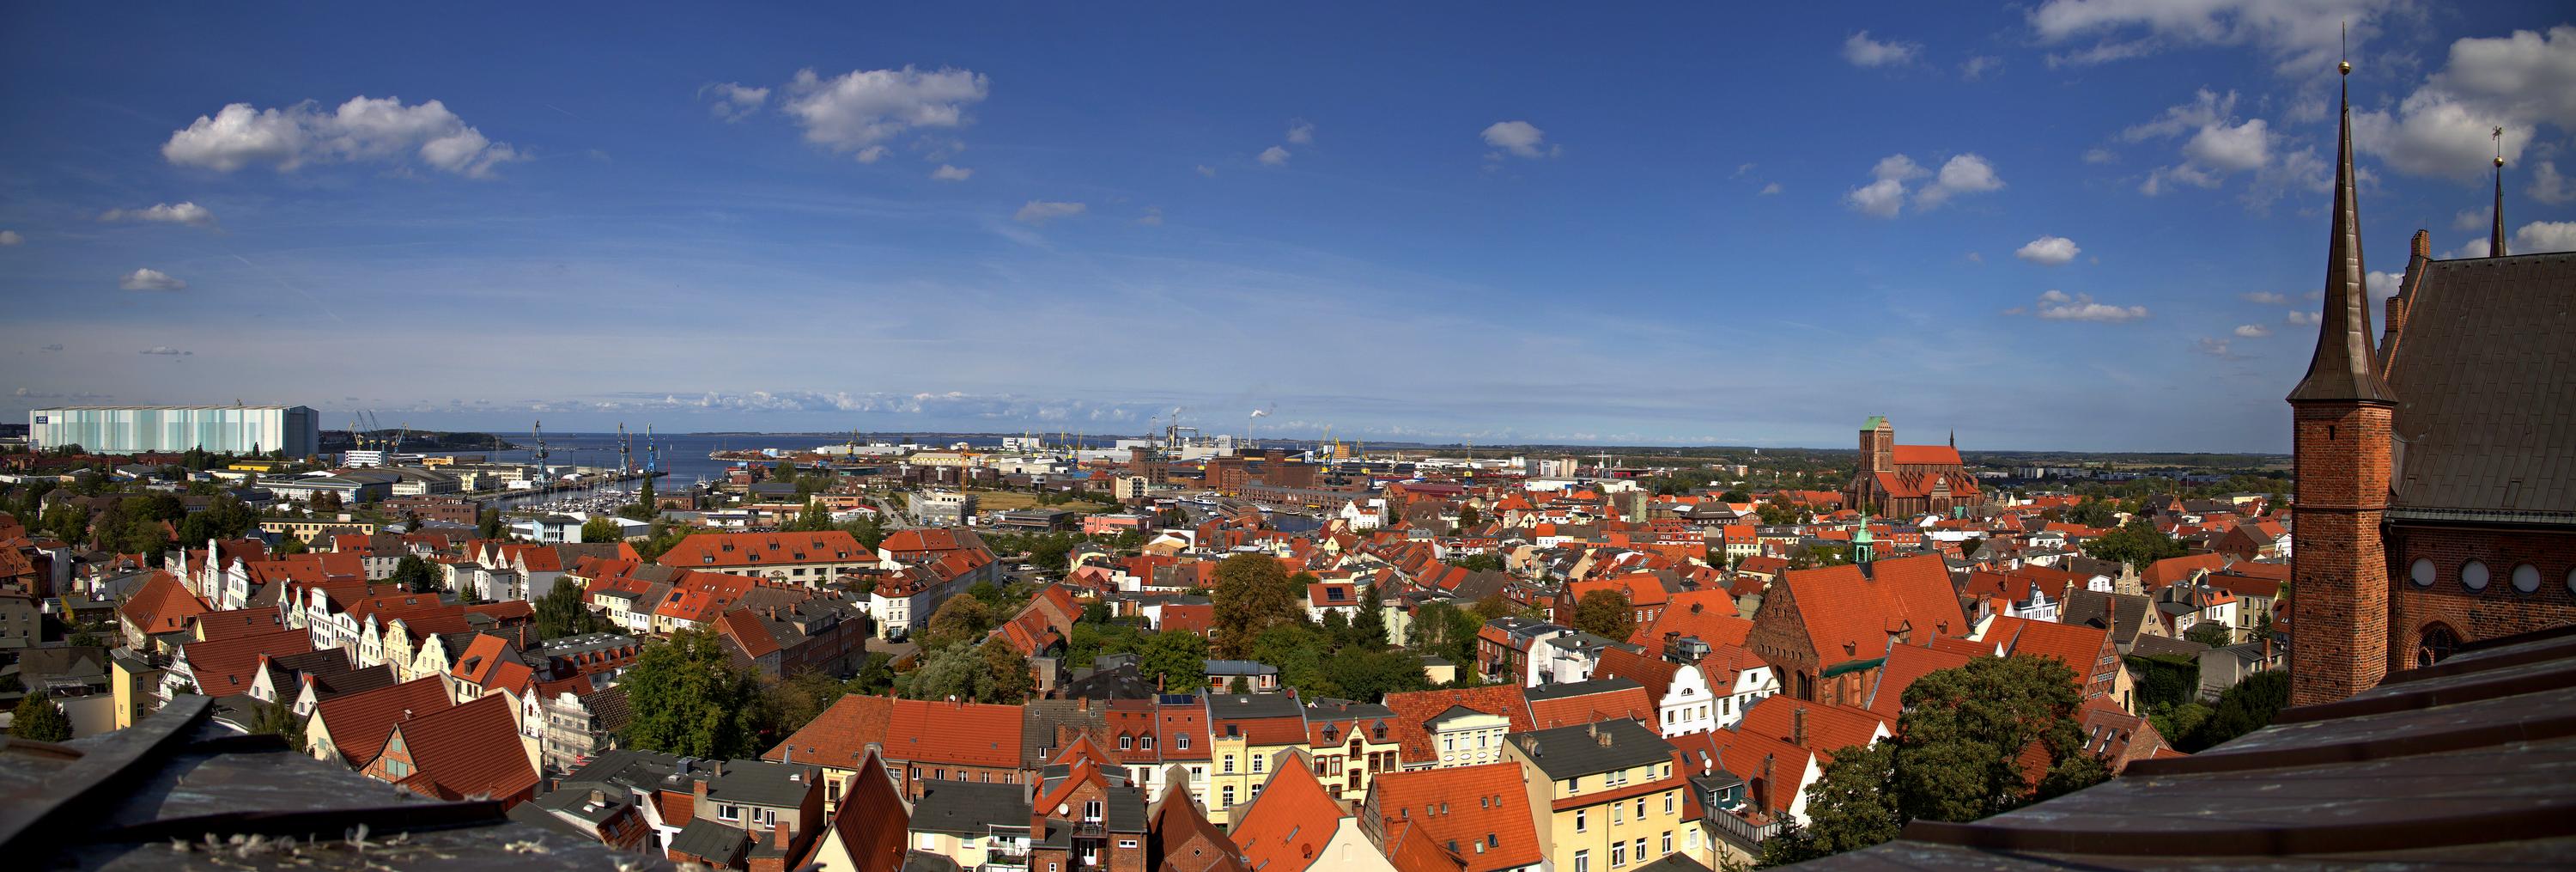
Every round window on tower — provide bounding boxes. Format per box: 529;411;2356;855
2461;560;2490;592
2512;564;2541;594
2409;558;2435;588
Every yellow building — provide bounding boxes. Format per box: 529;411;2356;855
1504;719;1691;872
1206;692;1309;825
1303;701;1402;804
258;518;380;545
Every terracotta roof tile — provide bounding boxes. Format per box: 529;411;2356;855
1367;763;1542;872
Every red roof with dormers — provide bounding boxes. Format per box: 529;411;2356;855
1230;754;1346;872
120;570;207;636
883;698;1024;768
657;530;866;570
1772;554;1966;667
180;626;313;697
1367;763;1542;872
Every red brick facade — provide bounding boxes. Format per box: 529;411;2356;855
2287;402;2393;707
2385;525;2576;671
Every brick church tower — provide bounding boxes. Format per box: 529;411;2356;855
2285;59;2398;707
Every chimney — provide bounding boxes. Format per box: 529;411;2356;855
1791;707;1808;747
1759;753;1777;809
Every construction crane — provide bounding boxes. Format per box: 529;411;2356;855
530;420;550;476
645;425;659;475
617;423;632;474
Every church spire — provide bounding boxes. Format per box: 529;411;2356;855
2492;126;2508;258
2287;51;2397;405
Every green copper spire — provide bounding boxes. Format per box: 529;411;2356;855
1853;511;1875;565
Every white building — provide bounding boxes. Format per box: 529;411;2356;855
32;405;319;456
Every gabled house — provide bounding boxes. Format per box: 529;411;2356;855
1745;554;1965;707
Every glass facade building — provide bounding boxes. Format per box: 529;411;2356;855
29;406;319;456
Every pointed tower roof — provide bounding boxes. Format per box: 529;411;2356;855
2491;127;2508;257
2287;58;2397;406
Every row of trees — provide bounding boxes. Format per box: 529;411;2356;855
620;626;894;759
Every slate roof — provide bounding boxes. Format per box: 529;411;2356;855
1507;718;1674;780
2381;252;2576;520
910;779;1033;837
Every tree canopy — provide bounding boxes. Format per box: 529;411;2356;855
390;554;440;594
1571;589;1636;641
9;691;73;741
580;517;623;543
2081;519;2189;571
620;628;774;759
1759;655;2111;866
1210;554;1299;658
535;582;611;639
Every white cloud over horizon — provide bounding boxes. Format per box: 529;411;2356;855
120;268;186;291
2015;235;2081;264
162;95;523;178
781;66;990;162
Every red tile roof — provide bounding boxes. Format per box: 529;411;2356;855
2142;552;2229;591
805;751;908;872
766;694;896;771
1380;686;1531;764
1367;763;1542;872
1862;643;1979;718
1986;616;2113;693
884;698;1024;768
1230;756;1347;872
1773;554;1965;667
657;531;866;570
189;607;282;641
1524;683;1656;729
120;570;206;636
1891;445;1963;466
315;676;454;765
1629;594;1751;655
1737;696;1887;761
180;627;313;697
380;693;538;802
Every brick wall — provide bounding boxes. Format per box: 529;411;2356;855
2385;524;2576;672
2287;403;2392;707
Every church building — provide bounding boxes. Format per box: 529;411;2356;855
2285;58;2576;707
1842;416;1981;517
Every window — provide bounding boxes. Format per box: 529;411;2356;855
1661;831;1673;854
1223;756;1236;774
2512;564;2541;594
1252;754;1264;773
1120;839;1139;849
1633;838;1646;861
1176;735;1189;750
1575;851;1589;872
1612;842;1626;867
1663;792;1675;814
1142;735;1156;750
1575;809;1587;832
1613;803;1622;824
717;804;739;821
2409;558;2434;587
1120;735;1133;750
2463;560;2490;591
1222;785;1236;808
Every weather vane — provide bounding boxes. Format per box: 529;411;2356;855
2494;127;2505;168
2340;22;2350;76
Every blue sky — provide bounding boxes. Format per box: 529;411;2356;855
3;2;2572;451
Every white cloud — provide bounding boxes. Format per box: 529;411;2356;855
1966;252;1984;263
2518;220;2576;253
2194;337;2238;357
0;230;20;246
1138;206;1164;227
2126;89;2277;196
1962;56;2001;80
2354;27;2574;180
100;201;216;228
162;96;522;178
703;82;769;121
930;164;973;181
2287;310;2321;325
1259;145;1291;166
2028;0;2403;75
1734;163;1756;178
120;268;185;291
2083;148;2118;164
2443;238;2489;259
2183;118;2269;171
1845;155;1925;217
1195;164;1218;178
2530;161;2576;204
2366;270;2404;300
2233;323;2272;338
2031;289;2149;322
139;346;192;356
1481;120;1558;159
781;66;990;162
2452;208;2488;231
2241;291;2291;304
1013;200;1086;224
1759;182;1782;195
1843;31;1921;67
1915;154;2004;209
1286;119;1314;144
2015;235;2081;265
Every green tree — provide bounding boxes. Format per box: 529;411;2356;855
9;691;74;741
390;554;441;594
837;514;888;551
1757;742;1901;867
1455;505;1480;530
580;517;623;543
619;477;659;521
1771;656;2111;864
849;652;896;695
2081;519;2188;572
1755;503;1800;526
1447;553;1504;573
767;670;848;735
621;629;774;759
2184;622;2235;648
1571;589;1637;641
919;595;994;651
1249;622;1335;698
2063;498;2118;528
1139;630;1209;692
1210;554;1299;658
901;643;985;701
787;500;833;533
252;698;307;751
535;582;608;639
2179;669;2287;752
477;509;503;540
979;641;1037;704
1321;646;1432;703
1351;582;1388;649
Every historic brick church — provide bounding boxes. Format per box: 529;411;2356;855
1842;416;1981;517
2286;60;2576;707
